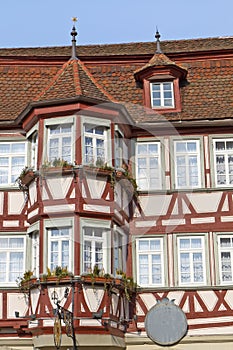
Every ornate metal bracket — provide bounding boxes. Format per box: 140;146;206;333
52;288;77;349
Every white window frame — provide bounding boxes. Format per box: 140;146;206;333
173;139;202;189
47;124;73;163
43;116;75;165
0;235;26;286
177;235;206;286
83;124;108;166
80;218;111;275
213;138;233;187
136;237;165;287
150;81;174;108
81;116;111;167
44;218;74;274
217;234;233;285
0;141;26;186
48;227;72;271
136;141;162;190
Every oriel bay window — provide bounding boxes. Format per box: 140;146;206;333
0;236;25;285
136;238;165;287
0;142;26;185
174;139;201;189
136;141;162;190
177;236;206;286
213;139;233;186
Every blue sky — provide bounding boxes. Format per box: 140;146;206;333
0;0;232;48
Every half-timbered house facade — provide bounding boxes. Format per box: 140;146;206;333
0;25;233;349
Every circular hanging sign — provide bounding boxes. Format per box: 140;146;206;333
145;298;187;346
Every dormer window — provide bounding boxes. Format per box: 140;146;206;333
150;81;174;108
134;30;187;113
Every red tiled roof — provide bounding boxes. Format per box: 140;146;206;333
35;58;113;102
0;36;233;57
0;36;233;123
0;65;61;120
88;58;233;123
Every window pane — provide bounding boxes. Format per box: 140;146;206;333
82;227;106;274
0;142;26;185
62;241;69;267
137;238;163;286
163;83;172;90
48;124;72;162
226;141;233;150
0;144;10;153
136;142;161;190
175;140;200;188
12;143;25;153
9;238;24;248
152;254;162;284
220;238;231;247
84;241;92;272
151;82;174;108
95;126;105;135
221;252;232;281
61;124;72;133
138;240;149;251
0;237;25;283
178;236;205;285
0;252;6;282
49;228;71;271
214;139;233;187
139;254;149;285
150;239;161;250
187;142;197;152
219;235;233;283
9;252;24;282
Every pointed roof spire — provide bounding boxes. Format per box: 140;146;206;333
155;27;162;54
70;17;78;60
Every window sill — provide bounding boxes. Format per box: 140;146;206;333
137;285;233;292
137;187;233;196
0;184;22;191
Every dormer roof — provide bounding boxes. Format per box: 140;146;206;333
134;31;187;81
134;52;188;81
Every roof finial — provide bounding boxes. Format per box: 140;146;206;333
70;17;78;59
155;27;162;54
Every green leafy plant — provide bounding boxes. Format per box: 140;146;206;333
115;269;137;301
52;158;73;168
110;166;138;198
43;266;73;281
16;270;35;296
42;158;73;169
